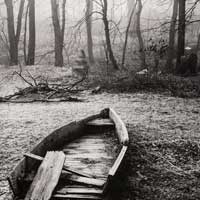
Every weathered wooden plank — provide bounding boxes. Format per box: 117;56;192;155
61;131;119;180
103;146;128;194
63;149;106;154
66;143;106;148
61;172;105;187
71;138;106;142
64;160;108;167
109;108;129;145
23;168;105;187
108;146;128;176
25;151;65;200
62;166;93;178
56;187;103;195
65;153;113;159
53;194;102;199
24;152;43;162
24;153;93;178
87;118;114;126
62;166;108;179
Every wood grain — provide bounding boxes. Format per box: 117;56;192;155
109;108;129;145
53;193;102;199
25;151;65;200
87;118;114;126
56;187;103;195
24;152;93;178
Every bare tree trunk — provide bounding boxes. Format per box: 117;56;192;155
51;0;66;67
16;0;25;44
166;0;178;72
176;0;186;70
27;0;35;65
195;33;200;53
85;0;94;64
136;0;146;67
127;0;137;38
4;0;25;65
23;2;29;64
5;0;18;65
122;1;137;66
102;0;119;70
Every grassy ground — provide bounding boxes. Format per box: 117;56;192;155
0;64;200;200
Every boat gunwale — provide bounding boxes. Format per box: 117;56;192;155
103;108;129;194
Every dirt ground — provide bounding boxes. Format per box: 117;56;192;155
1;65;200;200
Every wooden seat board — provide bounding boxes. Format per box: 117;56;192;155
56;187;103;195
86;118;114;126
53;193;102;199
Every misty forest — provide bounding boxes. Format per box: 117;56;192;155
1;0;200;199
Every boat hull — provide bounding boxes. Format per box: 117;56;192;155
9;108;129;199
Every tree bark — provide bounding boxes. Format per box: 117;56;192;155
176;0;186;70
195;33;200;53
27;0;36;65
85;0;94;64
4;0;25;65
122;1;137;66
23;2;29;64
51;0;66;67
127;0;137;38
16;0;25;44
136;0;146;67
102;0;119;70
166;0;178;71
5;0;18;65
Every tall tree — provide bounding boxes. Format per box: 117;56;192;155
166;0;179;71
85;0;94;64
102;0;119;70
127;0;137;38
23;1;29;64
196;33;200;53
26;0;35;65
176;0;186;70
4;0;25;65
136;0;146;67
51;0;66;67
122;1;137;66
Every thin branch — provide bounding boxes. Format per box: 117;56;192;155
26;70;38;86
13;63;34;87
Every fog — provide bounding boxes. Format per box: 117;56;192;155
32;0;172;46
0;0;199;55
0;0;172;44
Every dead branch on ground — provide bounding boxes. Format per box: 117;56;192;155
0;64;86;103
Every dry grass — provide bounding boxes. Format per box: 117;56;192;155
0;64;200;200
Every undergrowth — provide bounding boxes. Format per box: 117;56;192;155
88;65;200;98
116;125;200;200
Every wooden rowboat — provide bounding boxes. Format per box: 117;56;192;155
8;108;129;200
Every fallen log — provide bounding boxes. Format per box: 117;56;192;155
0;97;84;103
